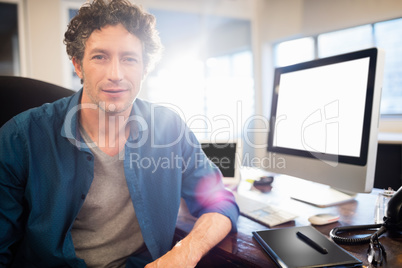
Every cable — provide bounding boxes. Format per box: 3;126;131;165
329;224;387;244
330;224;388;265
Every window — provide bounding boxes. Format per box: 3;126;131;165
274;18;402;116
0;2;19;76
274;37;315;67
318;25;373;58
374;18;402;115
204;51;254;141
61;2;81;91
146;50;254;142
145;9;254;144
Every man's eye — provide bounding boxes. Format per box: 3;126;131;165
92;55;105;60
125;57;138;63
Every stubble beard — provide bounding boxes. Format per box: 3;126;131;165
82;77;136;115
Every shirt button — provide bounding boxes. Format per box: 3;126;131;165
81;194;85;200
86;155;93;161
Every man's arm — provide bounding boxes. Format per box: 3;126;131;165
146;212;231;268
0;122;27;265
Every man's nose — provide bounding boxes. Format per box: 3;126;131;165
108;58;123;82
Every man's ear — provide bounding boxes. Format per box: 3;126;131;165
72;57;83;80
142;69;148;80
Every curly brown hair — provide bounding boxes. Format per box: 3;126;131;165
64;0;163;73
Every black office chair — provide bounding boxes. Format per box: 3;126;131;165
0;76;75;127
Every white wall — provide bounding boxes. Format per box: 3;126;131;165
142;0;253;19
302;0;402;35
25;0;64;86
257;0;402;42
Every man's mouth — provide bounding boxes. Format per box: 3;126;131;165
102;89;126;93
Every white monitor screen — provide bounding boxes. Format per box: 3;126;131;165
273;57;370;158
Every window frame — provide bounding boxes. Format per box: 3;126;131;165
61;0;84;90
0;0;27;76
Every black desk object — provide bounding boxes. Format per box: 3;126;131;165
253;226;361;268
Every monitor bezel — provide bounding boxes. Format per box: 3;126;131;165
200;142;237;178
267;48;380;166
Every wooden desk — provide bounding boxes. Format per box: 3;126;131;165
175;175;402;267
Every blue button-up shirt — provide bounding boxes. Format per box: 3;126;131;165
0;90;239;267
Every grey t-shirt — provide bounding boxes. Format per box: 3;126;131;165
71;126;144;267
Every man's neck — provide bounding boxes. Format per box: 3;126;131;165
79;106;131;156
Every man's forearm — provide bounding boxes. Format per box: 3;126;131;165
176;212;232;264
146;212;232;267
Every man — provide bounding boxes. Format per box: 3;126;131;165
0;0;239;267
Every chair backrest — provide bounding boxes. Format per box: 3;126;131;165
0;76;75;127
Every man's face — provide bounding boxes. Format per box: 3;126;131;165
73;23;145;114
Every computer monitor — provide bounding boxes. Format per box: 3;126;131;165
266;48;385;207
201;141;241;189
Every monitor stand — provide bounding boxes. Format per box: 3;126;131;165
290;182;356;208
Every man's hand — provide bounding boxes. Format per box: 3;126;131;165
145;212;232;268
